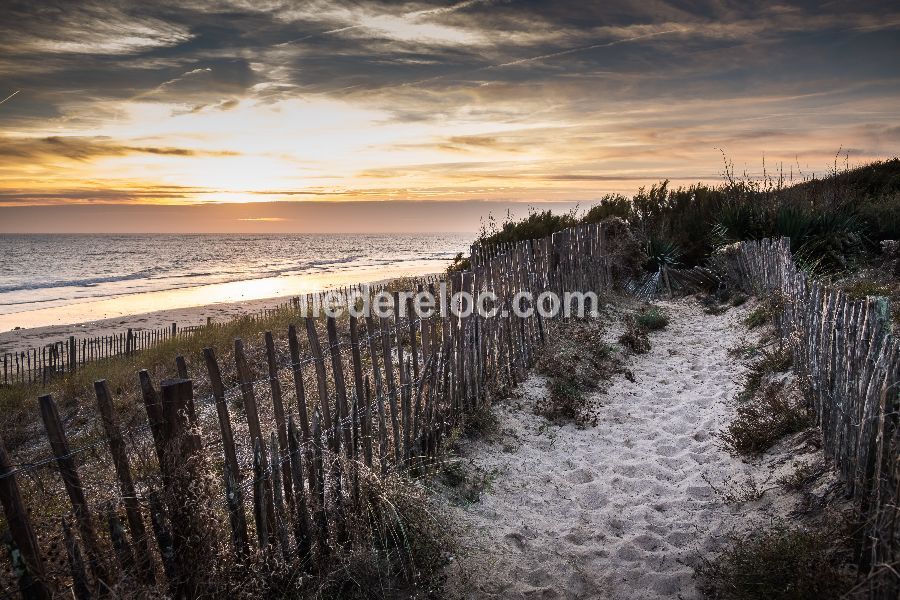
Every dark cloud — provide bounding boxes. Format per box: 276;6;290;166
0;0;897;213
2;0;897;121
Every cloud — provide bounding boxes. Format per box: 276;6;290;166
0;0;897;213
0;136;240;161
0;1;192;56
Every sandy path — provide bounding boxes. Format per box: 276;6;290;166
444;299;789;599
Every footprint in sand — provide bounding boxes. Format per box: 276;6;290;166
565;467;596;484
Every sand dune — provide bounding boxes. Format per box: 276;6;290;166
443;299;804;599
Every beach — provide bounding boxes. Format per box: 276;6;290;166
0;265;442;354
0;232;469;354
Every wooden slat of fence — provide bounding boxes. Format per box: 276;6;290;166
264;331;293;505
94;380;155;585
0;434;51;600
202;347;249;557
37;394;108;587
325;317;352;457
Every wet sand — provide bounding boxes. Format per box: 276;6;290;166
0;260;444;354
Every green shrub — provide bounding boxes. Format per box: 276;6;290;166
476;208;578;249
696;523;854;600
634;307;669;331
744;306;771;329
446;252;471;273
645;236;683;270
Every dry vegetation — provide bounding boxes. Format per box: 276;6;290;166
618;304;669;354
700;295;858;600
535;318;621;426
0;287;467;598
720;382;811;457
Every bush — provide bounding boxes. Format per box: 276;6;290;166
618;311;653;353
634;306;669;331
536;320;618;426
467;158;900;272
721;383;810;456
696;523;854;600
776;462;823;492
738;345;793;402
446;252;470;273
306;468;455;598
730;293;749;307
476;208;578;249
744;306;771;329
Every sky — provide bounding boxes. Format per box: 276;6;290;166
1;0;899;232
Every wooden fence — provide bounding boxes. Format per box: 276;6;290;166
1;277;443;387
0;222;620;598
718;237;900;597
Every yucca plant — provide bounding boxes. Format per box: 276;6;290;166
774;205;816;251
645;236;683;271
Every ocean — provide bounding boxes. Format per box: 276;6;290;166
0;233;471;330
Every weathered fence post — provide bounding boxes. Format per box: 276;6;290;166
158;378;207;599
68;335;76;373
326;317;352;457
202;347;249;558
264;331;293;504
38;394;108;587
305;319;335;450
0;434;51;600
94;379;156;585
287;417;312;559
252;437;270;552
60;516;90;600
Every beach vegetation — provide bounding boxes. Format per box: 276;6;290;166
744;305;772;329
777;461;823;492
730;292;749;307
536;319;617;426
696;521;855;600
722;382;810;456
738;344;793;402
466;158;900;274
446;252;470;273
633;306;669;331
618;321;651;353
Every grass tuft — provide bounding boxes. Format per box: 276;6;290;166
744;306;771;329
738;345;793;402
634;306;669;331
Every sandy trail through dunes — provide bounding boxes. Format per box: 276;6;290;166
444;299;791;599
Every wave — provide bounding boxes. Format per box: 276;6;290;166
0;270;156;294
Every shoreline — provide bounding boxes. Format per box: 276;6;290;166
0;262;446;354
